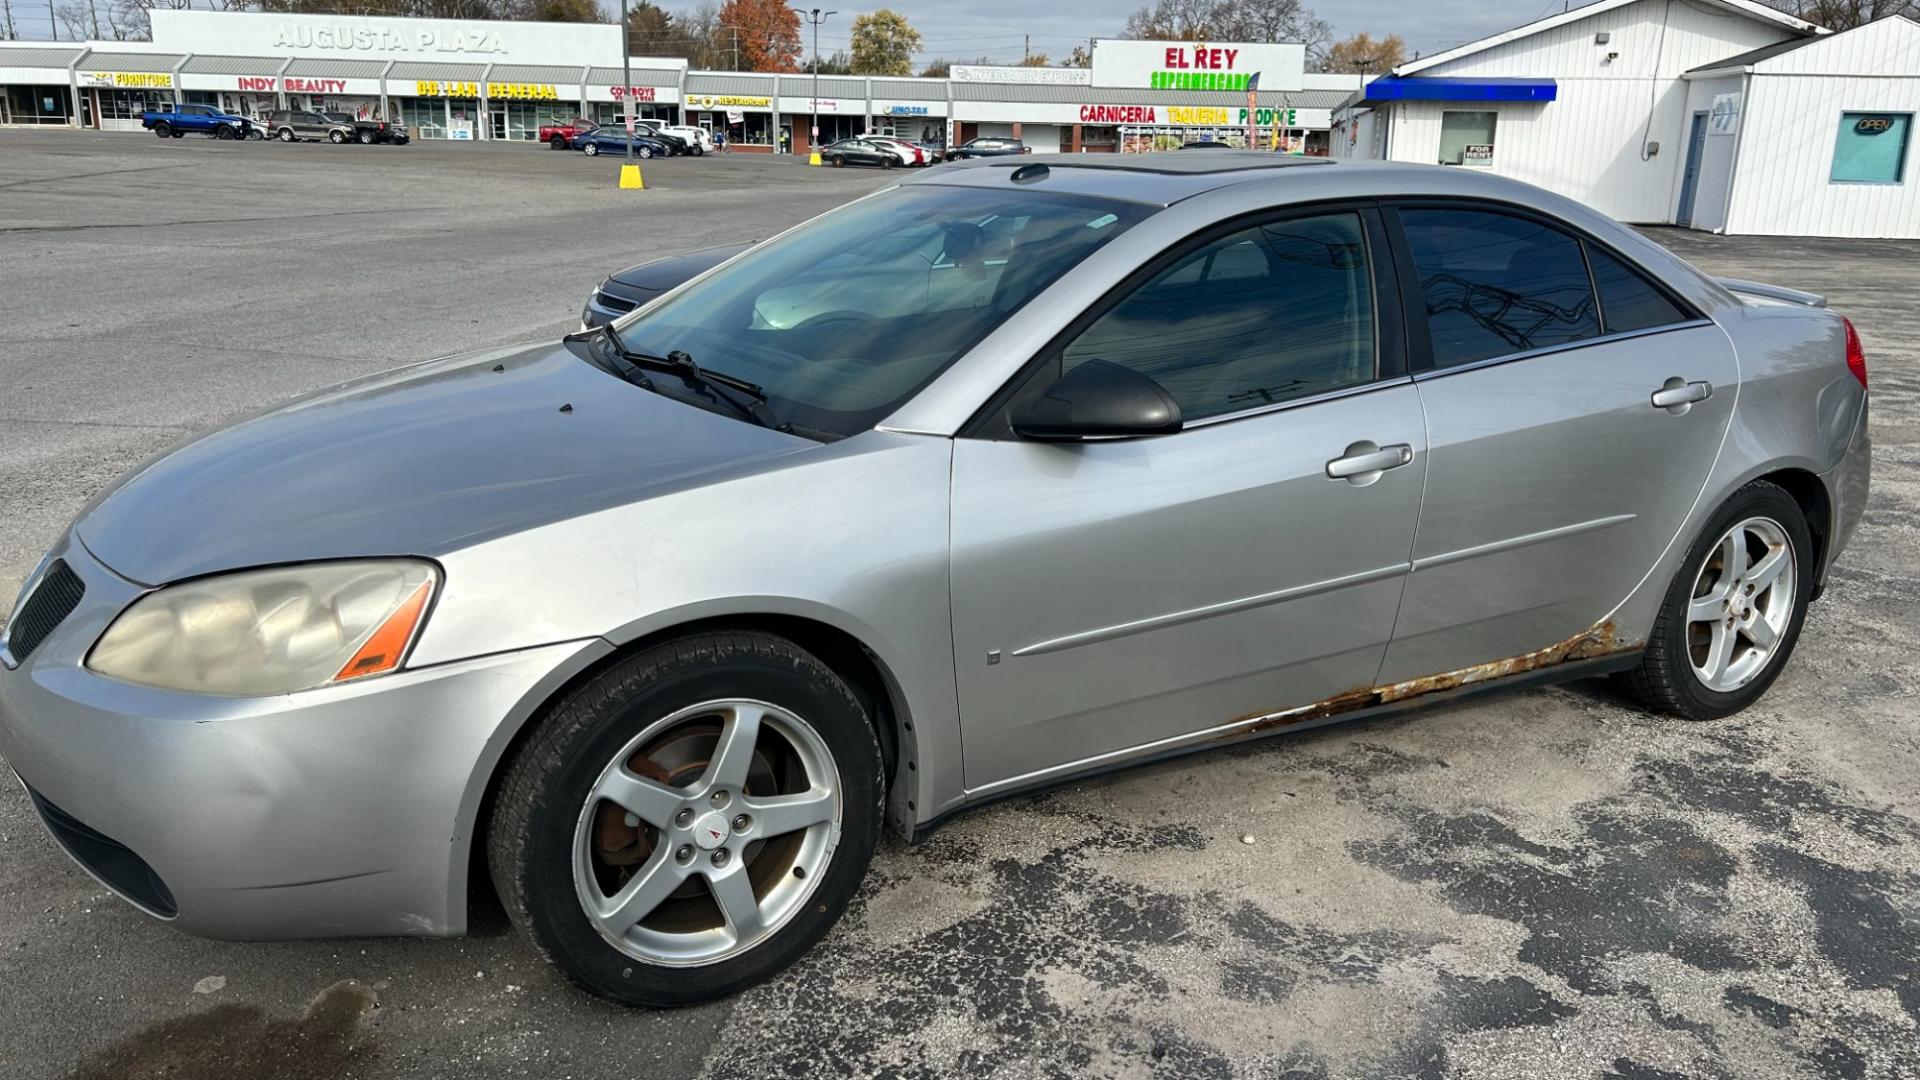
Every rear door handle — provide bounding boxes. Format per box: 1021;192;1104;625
1651;378;1713;414
1326;441;1414;485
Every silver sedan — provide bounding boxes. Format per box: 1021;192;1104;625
0;155;1871;1006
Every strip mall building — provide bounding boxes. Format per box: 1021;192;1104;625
0;11;1358;155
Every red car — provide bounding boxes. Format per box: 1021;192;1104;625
539;117;599;150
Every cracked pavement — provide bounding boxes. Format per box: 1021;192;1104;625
0;131;1914;1079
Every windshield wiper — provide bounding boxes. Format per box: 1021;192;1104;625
575;325;793;433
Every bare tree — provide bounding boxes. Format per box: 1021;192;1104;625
1760;0;1919;28
54;0;101;40
1123;0;1332;60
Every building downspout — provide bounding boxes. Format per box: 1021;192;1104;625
378;59;394;120
275;56;293;113
169;54;187;107
65;49;83;129
478;62;494;140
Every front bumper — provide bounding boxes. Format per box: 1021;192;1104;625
0;535;597;939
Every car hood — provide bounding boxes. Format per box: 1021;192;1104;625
608;241;754;291
75;342;813;586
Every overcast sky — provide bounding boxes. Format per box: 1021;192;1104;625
793;1;1561;65
7;0;1559;66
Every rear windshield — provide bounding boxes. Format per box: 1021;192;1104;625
613;184;1151;439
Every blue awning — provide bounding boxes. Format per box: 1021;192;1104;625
1361;77;1557;104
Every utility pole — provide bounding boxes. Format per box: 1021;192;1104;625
794;7;835;152
47;0;55;40
620;0;634;161
1024;34;1030;64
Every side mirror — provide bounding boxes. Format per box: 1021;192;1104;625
1011;360;1183;441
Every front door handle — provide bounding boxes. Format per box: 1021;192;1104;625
1651;378;1713;414
1326;441;1414;485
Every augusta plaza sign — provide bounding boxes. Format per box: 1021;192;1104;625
148;8;626;67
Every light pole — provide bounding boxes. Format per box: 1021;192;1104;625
794;7;835;154
621;0;634;161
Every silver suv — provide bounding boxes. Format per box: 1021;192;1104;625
267;109;356;144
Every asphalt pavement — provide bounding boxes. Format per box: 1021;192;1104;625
0;130;1915;1080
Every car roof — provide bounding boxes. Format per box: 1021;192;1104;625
900;154;1599;211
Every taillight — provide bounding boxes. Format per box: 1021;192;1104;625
1843;317;1868;389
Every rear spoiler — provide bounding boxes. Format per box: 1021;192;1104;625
1717;277;1827;308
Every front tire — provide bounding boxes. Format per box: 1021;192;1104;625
1625;480;1814;720
829;154;844;168
881;156;895;170
488;632;882;1006
638;145;654;159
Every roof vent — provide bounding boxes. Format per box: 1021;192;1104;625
1009;162;1050;184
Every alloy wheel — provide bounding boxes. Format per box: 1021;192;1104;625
571;699;841;968
1687;516;1796;692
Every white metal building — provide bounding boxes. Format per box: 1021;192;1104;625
1678;15;1920;237
1332;0;1919;237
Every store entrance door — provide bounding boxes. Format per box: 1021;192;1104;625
489;105;507;141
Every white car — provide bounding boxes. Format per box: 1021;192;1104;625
659;124;714;155
866;136;926;166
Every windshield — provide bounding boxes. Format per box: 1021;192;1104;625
609;184;1150;439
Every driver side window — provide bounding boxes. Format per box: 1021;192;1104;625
1059;211;1378;422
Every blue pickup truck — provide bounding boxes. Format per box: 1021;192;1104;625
141;103;255;140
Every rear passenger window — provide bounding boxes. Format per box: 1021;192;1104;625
1587;245;1692;333
1398;207;1599;369
1059;212;1376;421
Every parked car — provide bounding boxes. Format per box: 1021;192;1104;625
866;136;928;166
944;136;1027;161
320;112;409;145
572;129;672;158
266;109;357;144
141;103;252;140
0;156;1870;1011
541;117;600;150
657;124;714;155
819;137;900;169
628;120;691;155
580;241;756;328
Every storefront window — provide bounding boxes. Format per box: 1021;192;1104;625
1831;112;1910;184
503;100;581;140
6;85;73;124
396;97;444;138
591;101;672;126
1438;110;1497;166
731;112;773;146
809;113;860;142
96;88;174;122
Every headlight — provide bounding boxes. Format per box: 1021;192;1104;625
88;560;438;696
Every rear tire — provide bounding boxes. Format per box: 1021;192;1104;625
153;122;171;138
358;130;375;145
550;135;568;150
583;142;600;156
1624;480;1814;720
488;631;882;1007
278;128;295;142
329;130;346;144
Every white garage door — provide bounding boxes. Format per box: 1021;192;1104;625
1022;125;1062;152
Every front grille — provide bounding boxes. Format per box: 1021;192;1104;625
27;786;177;918
5;559;84;662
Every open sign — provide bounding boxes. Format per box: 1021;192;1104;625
1854;115;1895;135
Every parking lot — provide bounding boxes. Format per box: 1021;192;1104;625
0;129;1915;1080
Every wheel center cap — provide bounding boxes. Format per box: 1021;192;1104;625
691;811;731;850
